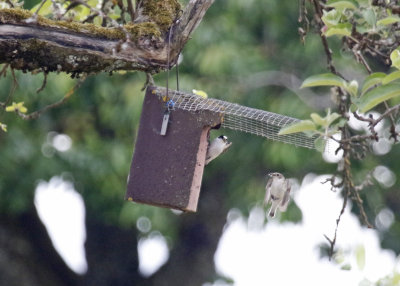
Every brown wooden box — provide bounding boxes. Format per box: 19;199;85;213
125;86;222;212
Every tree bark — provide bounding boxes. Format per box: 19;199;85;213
0;0;214;75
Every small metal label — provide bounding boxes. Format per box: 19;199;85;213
160;110;170;136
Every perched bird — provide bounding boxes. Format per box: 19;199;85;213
192;89;208;99
205;135;232;165
264;172;291;218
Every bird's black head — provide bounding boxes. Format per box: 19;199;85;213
218;135;228;143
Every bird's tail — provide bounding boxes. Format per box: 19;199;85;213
268;203;278;218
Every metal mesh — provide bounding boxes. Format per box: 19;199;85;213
154;87;317;149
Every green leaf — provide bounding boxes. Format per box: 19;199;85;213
382;71;400;85
361;72;386;95
30;0;52;16
355;245;366;271
340;264;352;271
321;9;341;27
278;120;316;135
350;103;358;112
70;5;91;21
326;0;357;10
336;118;347;128
326;112;341;126
314;137;327;153
324;26;351;37
358;83;400;112
334;251;345;264
362;8;376;27
301;73;345;88
5;102;28;113
377;16;400;26
0;122;7;132
344;80;359;97
310;111;341;128
310;113;326;126
390;49;400;70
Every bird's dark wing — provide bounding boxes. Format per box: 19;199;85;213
264;179;272;206
279;180;291;211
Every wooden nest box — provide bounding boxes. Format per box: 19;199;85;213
125;86;222;212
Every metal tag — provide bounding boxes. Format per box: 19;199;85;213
160;110;170;136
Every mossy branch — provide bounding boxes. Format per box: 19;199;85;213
0;0;214;75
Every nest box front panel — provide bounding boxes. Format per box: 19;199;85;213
126;87;221;212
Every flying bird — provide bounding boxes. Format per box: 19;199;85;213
264;172;291;218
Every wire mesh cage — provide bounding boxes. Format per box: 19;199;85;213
153;86;318;150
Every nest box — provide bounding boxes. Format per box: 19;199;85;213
125;86;222;212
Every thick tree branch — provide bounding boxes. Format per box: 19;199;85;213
0;1;214;75
0;23;157;73
170;0;215;57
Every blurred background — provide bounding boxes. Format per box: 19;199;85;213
0;0;399;285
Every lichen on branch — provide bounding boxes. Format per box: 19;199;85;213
0;0;211;75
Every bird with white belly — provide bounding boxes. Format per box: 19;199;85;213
264;172;291;218
205;135;232;165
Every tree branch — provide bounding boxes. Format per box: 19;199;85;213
0;2;215;75
170;0;215;58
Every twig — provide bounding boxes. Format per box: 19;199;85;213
352;112;378;140
170;0;215;58
322;174;343;190
34;0;47;15
141;73;155;91
350;186;374;228
353;104;400;142
5;0;16;8
17;75;87;120
0;68;18;116
324;79;375;257
116;0;127;24
36;72;48;94
353;50;372;74
298;0;309;43
0;64;9;77
324;186;348;259
374;104;400;126
328;133;374;144
127;0;135;21
298;0;307;23
311;0;346;79
383;101;398;141
7;68;18;106
340;130;374;228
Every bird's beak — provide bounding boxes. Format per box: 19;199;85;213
267;173;272;177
